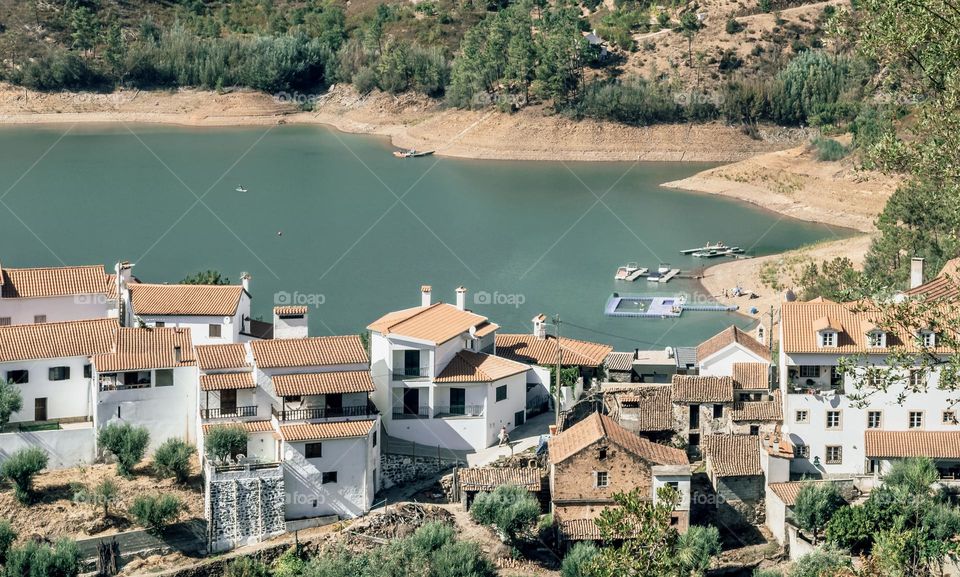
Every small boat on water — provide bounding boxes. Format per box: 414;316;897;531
657;263;671;274
692;247;744;258
615;263;648;281
647;273;661;282
393;149;436;159
680;241;734;255
235;186;248;192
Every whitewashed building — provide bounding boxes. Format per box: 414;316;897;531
0;263;120;325
369;286;536;452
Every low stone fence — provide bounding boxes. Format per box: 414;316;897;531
381;453;465;488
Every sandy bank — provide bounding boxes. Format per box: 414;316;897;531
0;83;807;163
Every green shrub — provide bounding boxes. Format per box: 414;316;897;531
429;540;497;577
98;422;150;477
204;425;248;463
812;137;849;161
726;18;744;34
0;379;23;428
675;525;722;576
271;546;307;577
407;521;456;553
129;493;185;533
793;483;846;543
759;0;772;12
561;542;598;577
0;447;48;503
753;570;782;577
75;478;121;518
224;557;270;577
470;484;540;542
3;538;81;577
153;438;195;483
788;544;851;577
0;519;16;565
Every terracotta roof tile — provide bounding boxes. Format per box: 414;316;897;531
202;420;274;434
0;318;117;362
905;259;960;301
280;419;377;441
865;430;960;459
0;265;109;298
606;352;634;372
696;326;769;363
93;327;195;372
730;398;782;422
274;306;308;316
610;385;673;431
733;362;768;390
457;468;542;492
495;334;613;368
550;413;688;466
200;372;255;391
272;371;375;396
473;321;500;338
671;375;734;403
368;303;489;344
435;351;529;383
768;481;837;507
703;435;762;477
130;283;244;316
250;335;367;369
196;344;249;371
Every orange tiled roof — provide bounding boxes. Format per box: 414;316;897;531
457;467;542;492
550;412;688;466
767;481;838;507
93;327;195;372
702;435;761;477
733;362;768;390
272;371;374;396
130;283;244;316
200;372;255;391
606;352;634;372
0;318;118;362
250;335;367;369
696;326;770;363
196;344;249;371
473;321;500;338
202;420;274;434
671;375;734;403
368;303;489;344
495;334;613;368
905;258;960;302
0;264;110;298
274;306;307;316
611;385;674;431
865;430;960;459
280;419;377;441
730;398;782;422
435;351;529;383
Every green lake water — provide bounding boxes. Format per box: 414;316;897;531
0;123;850;350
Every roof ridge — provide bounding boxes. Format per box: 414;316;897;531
1;264;104;271
0;317;117;331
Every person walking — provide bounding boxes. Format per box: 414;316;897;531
498;426;509;447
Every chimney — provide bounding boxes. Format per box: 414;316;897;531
173;346;182;363
532;314;547;340
456;286;467;311
115;261;134;327
241;272;251;293
910;258;924;289
421;285;432;307
274;306;309;339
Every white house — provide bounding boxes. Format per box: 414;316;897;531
368;286;536;452
0;263;119;325
779;296;960;478
695;325;771;379
93;326;199;450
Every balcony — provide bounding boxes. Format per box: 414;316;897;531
433;405;484;418
271;403;378;422
202;406;258;419
392;406;431;419
392;367;428;381
99;378;151;392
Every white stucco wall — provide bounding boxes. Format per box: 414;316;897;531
2;356;94;422
652;467;692;511
765;486;788;544
699;345;769;377
0;425;96;470
0;294;112;325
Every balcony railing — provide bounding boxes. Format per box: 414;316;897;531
392;367;427;380
392;406;431;419
433;405;484;418
272;404;378;421
202;406;258;419
99;379;151;392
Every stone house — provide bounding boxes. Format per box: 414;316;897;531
670;375;736;453
605;352;635;382
549;412;691;545
702;435;765;525
605;384;676;443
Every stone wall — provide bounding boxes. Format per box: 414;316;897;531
553;439;652;504
206;464;287;553
381;454;464;487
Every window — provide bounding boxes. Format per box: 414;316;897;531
867;331;885;348
794;444;810;459
920;330;936;348
825;446;842;464
208;324;222;338
826;410;841;429
820;331;836;347
83;364;92;378
867;411;882;429
155;321;165;328
750;425;760;435
0;317;10;326
155;369;174;387
666;481;679;491
713;404;724;419
943;411;957;425
6;370;28;384
130;371;151;385
909;369;926;387
867;459;880;475
305;443;322;458
372;431;378;447
495;385;507;402
670;516;679;526
322;471;338;484
598;447;607;460
795;410;809;424
909;411;924;429
596;471;609;488
799;366;821;378
33;315;46;324
48;366;70;381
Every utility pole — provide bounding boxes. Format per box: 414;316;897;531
554;314;562;428
768;305;775;389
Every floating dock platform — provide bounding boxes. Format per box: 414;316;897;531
604;294;738;318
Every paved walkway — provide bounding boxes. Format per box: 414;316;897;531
466;410;554;467
76;520;207;561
